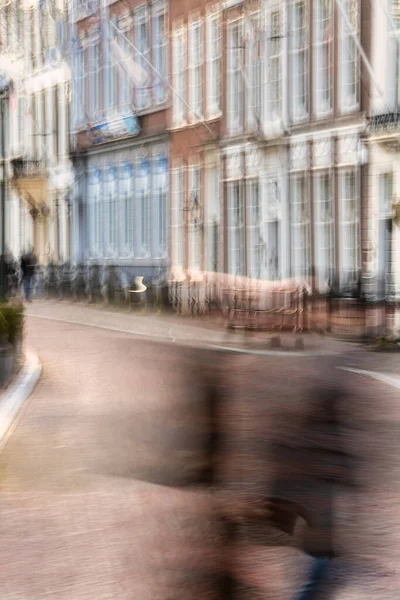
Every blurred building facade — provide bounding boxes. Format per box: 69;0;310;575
0;0;72;268
169;0;372;291
69;0;169;294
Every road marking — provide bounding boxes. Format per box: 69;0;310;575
339;367;400;390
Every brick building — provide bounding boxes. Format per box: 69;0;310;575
70;0;169;296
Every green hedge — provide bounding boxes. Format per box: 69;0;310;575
0;303;24;346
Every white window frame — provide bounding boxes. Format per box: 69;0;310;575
135;6;151;111
75;40;86;127
153;3;168;105
291;1;309;123
172;22;186;126
227;179;245;276
247;177;263;279
119;162;135;257
227;18;244;134
188;15;204;121
152;153;168;259
204;161;220;272
338;167;360;291
136;158;151;257
188;163;202;270
313;0;333;117
267;7;283;123
171;164;185;270
245;11;262;131
291;172;311;279
206;8;222;119
314;169;335;291
339;0;360;113
116;16;133;116
88;37;101;121
103;165;118;258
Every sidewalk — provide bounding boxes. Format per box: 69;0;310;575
26;298;358;356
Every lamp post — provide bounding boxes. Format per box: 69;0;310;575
0;75;10;302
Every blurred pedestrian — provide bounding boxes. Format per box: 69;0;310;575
267;382;355;600
20;245;38;302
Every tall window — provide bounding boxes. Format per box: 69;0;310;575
266;180;281;280
117;23;131;115
227;20;243;133
103;165;117;256
227;181;245;275
153;7;168;104
188;164;202;270
246;13;262;130
204;163;220;272
247;179;262;279
340;0;359;111
206;10;221;118
171;165;185;269
188;17;203;120
88;168;102;258
119;162;135;256
291;1;308;121
136;159;151;256
88;40;101;120
268;9;282;121
378;173;394;297
291;174;310;278
389;0;400;109
135;7;150;110
75;43;86;126
153;154;168;258
172;25;186;125
314;171;334;290
314;0;333;115
339;169;359;291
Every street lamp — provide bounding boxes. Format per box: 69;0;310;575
0;74;10;302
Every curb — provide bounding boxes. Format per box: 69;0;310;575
0;350;42;450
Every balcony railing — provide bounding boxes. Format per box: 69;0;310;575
368;111;400;135
11;158;48;179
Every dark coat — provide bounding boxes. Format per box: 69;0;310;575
267;383;355;558
20;252;37;279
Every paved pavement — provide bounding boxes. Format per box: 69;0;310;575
0;306;399;599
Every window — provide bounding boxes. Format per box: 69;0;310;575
339;0;359;111
135;7;150;110
266;180;281;280
314;0;333;115
75;42;86;126
172;25;186;125
227;20;243;133
88;168;102;258
119;162;135;256
117;22;132;115
17;96;25;154
103;165;117;256
339;169;359;290
188;17;203;120
268;9;282;121
206;10;221;118
53;85;59;162
188;164;202;270
314;171;334;290
393;0;400;28
171;165;185;269
389;0;400;108
246;13;262;130
88;40;101;120
378;173;394;298
247;179;262;279
227;181;245;275
153;154;168;258
136;158;151;256
291;174;310;278
291;1;308;121
153;7;168;104
204;163;220;272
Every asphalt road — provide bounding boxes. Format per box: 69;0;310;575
0;316;399;599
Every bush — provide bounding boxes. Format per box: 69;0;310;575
0;303;24;346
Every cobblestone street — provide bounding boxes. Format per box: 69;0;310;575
0;305;400;599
